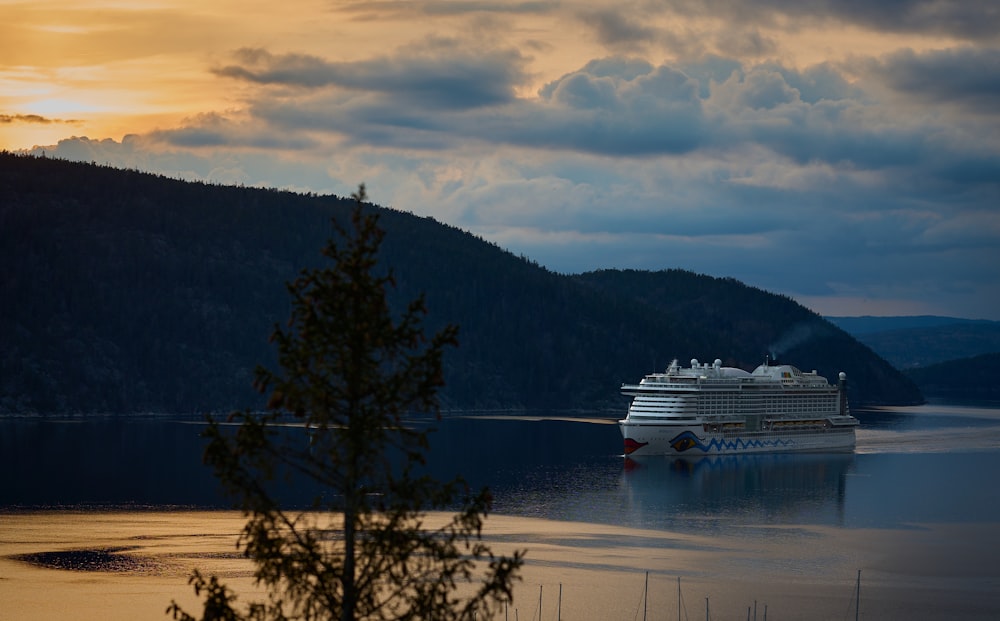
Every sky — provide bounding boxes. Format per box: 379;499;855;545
3;1;999;320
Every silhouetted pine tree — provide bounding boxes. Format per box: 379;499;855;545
169;187;522;621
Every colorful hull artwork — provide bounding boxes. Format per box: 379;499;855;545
620;426;856;456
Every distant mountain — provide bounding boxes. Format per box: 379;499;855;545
0;153;923;414
904;353;1000;402
825;315;996;335
827;316;1000;369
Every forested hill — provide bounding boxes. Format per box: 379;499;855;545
904;353;1000;402
572;270;919;406
0;153;922;414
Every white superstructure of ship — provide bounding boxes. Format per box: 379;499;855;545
619;357;859;456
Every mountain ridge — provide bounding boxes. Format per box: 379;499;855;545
827;316;1000;369
0;152;923;414
825;315;996;335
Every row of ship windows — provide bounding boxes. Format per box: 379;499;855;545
633;398;836;415
705;397;834;406
700;405;833;415
699;400;836;407
634;396;836;406
635;390;834;398
697;392;833;400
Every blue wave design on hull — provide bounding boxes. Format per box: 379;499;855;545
669;430;793;453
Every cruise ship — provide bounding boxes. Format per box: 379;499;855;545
619;358;859;456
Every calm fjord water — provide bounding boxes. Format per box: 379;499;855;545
3;404;1000;620
2;404;1000;531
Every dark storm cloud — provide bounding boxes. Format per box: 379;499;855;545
860;47;1000;113
213;44;528;110
668;0;1000;41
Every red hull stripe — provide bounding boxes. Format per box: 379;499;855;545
623;438;648;455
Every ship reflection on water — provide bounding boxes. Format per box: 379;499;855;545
620;452;854;529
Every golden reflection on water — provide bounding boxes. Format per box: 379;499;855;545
2;511;998;620
0;512;257;621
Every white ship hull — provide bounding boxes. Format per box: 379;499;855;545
618;358;859;457
619;421;856;456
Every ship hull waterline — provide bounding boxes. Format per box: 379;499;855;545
619;422;857;457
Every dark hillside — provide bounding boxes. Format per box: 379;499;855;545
371;211;705;409
843;323;1000;369
904;353;1000;402
1;154;339;413
574;270;923;406
1;153;922;414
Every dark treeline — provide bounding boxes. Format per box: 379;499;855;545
904;353;1000;402
0;153;923;415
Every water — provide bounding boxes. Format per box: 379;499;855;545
3;405;1000;528
3;404;1000;619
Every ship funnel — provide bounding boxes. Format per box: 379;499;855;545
838;372;849;416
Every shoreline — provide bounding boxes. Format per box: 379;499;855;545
2;510;999;620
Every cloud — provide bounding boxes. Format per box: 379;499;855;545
722;69;801;110
517;60;705;155
117;45;998;253
213;41;530;110
666;0;1000;42
31;135;349;195
1;113;80;124
858;46;1000;113
194;51;710;156
187;43;1000;192
714;27;780;59
149;112;322;150
334;1;558;19
577;8;661;52
20;23;1000;320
